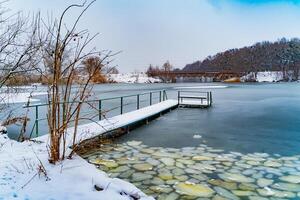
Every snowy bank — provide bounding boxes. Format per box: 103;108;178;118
256;71;283;82
242;71;299;82
107;73;161;83
0;133;154;200
0;92;47;104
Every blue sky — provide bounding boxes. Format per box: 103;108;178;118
7;0;300;72
212;0;300;5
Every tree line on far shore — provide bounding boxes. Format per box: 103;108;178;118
183;38;300;81
4;56;119;86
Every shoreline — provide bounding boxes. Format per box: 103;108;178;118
0;133;154;200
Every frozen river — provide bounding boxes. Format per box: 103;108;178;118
5;82;300;199
9;82;300;156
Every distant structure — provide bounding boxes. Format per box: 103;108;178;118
148;70;244;83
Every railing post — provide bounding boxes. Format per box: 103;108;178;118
150;92;152;105
159;91;162;102
163;90;167;100
120;97;123;114
207;92;209;106
137;94;140;109
98;100;102;120
210;92;212;106
35;106;39;137
178;91;180;105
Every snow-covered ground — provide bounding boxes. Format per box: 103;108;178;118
242;71;299;82
256;71;283;82
107;73;161;83
0;133;153;200
0;100;180;200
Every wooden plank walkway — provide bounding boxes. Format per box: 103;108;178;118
65;99;178;145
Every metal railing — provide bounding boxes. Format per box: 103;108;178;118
24;90;168;137
97;90;168;120
177;91;212;107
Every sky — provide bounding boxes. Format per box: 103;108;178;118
6;0;300;72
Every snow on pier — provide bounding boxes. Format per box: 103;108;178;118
65;93;211;145
66;99;178;145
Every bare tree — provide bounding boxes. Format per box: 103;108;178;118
36;1;117;163
0;5;40;89
0;2;41;136
162;60;173;72
81;56;107;83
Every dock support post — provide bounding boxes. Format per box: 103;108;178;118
120;97;123;114
35;106;39;137
98;100;102;120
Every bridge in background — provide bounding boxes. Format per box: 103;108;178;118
148;71;245;82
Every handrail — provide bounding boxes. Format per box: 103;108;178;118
24;90;168;137
177;90;212;107
99;90;163;101
24;90;165;108
177;90;211;94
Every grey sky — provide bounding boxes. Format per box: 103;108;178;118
7;0;300;72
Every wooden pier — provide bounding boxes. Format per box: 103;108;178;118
71;90;213;142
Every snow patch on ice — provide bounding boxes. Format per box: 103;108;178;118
174;85;228;89
193;134;202;139
0;92;47;104
107;73;161;83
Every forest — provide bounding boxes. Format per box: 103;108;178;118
183;38;300;81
